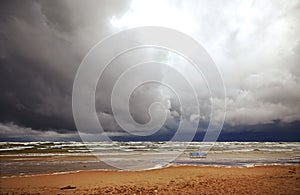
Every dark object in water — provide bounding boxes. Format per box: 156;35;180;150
189;152;207;158
60;185;76;190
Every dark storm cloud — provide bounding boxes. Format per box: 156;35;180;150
0;0;78;132
0;55;74;131
0;0;131;138
216;120;300;142
108;121;300;142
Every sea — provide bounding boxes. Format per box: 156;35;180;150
0;142;299;177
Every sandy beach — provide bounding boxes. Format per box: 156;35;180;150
1;165;299;194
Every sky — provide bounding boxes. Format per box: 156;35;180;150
0;0;300;141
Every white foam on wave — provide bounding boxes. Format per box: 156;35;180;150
0;146;34;151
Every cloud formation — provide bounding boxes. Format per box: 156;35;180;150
0;0;299;141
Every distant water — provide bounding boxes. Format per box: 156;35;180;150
1;142;299;176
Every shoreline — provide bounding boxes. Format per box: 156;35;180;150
1;165;299;194
1;163;299;178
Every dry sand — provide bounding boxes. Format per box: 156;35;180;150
1;165;299;194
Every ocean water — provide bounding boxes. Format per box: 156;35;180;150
0;142;299;176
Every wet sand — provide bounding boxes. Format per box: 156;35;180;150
1;165;299;194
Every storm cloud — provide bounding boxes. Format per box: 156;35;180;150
0;0;299;141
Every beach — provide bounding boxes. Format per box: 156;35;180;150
1;165;299;194
1;142;300;194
